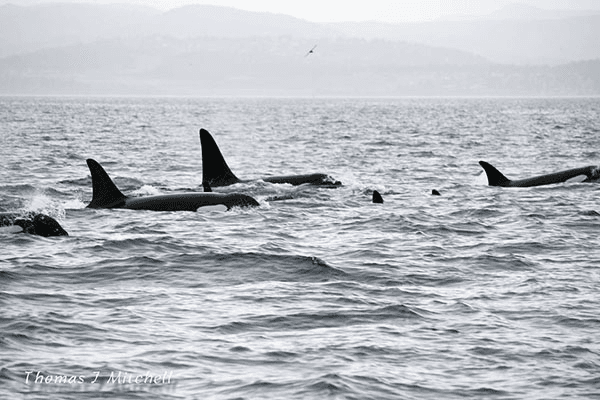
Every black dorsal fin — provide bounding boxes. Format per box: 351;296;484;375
199;129;241;187
479;161;511;187
372;190;384;203
86;159;127;208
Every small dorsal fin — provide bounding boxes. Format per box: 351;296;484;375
86;159;127;208
479;161;511;187
372;190;384;203
199;129;242;187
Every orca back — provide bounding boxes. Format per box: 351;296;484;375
86;159;128;208
199;129;242;187
0;212;68;236
479;161;599;188
263;173;341;187
26;213;69;236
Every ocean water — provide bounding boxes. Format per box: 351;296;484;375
1;96;599;400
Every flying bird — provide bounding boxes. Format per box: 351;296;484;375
304;45;317;57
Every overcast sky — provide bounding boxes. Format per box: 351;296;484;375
4;0;600;22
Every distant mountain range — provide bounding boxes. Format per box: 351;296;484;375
330;13;600;65
0;2;599;96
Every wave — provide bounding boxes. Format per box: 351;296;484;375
214;302;429;335
163;252;348;286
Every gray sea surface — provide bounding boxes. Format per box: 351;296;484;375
1;96;599;399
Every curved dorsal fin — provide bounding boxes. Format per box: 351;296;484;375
479;161;511;187
86;159;127;208
199;129;241;187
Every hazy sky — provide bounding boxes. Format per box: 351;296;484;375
5;0;600;22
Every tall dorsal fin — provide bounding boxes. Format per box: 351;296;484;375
199;129;241;187
86;159;127;208
479;161;511;187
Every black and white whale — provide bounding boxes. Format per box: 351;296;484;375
479;161;600;187
199;129;342;189
0;212;68;237
86;159;259;211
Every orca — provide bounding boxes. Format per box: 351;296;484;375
86;159;259;211
0;212;68;237
479;161;600;187
372;190;384;203
199;129;342;189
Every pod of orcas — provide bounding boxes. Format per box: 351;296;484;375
372;161;600;203
7;128;599;237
